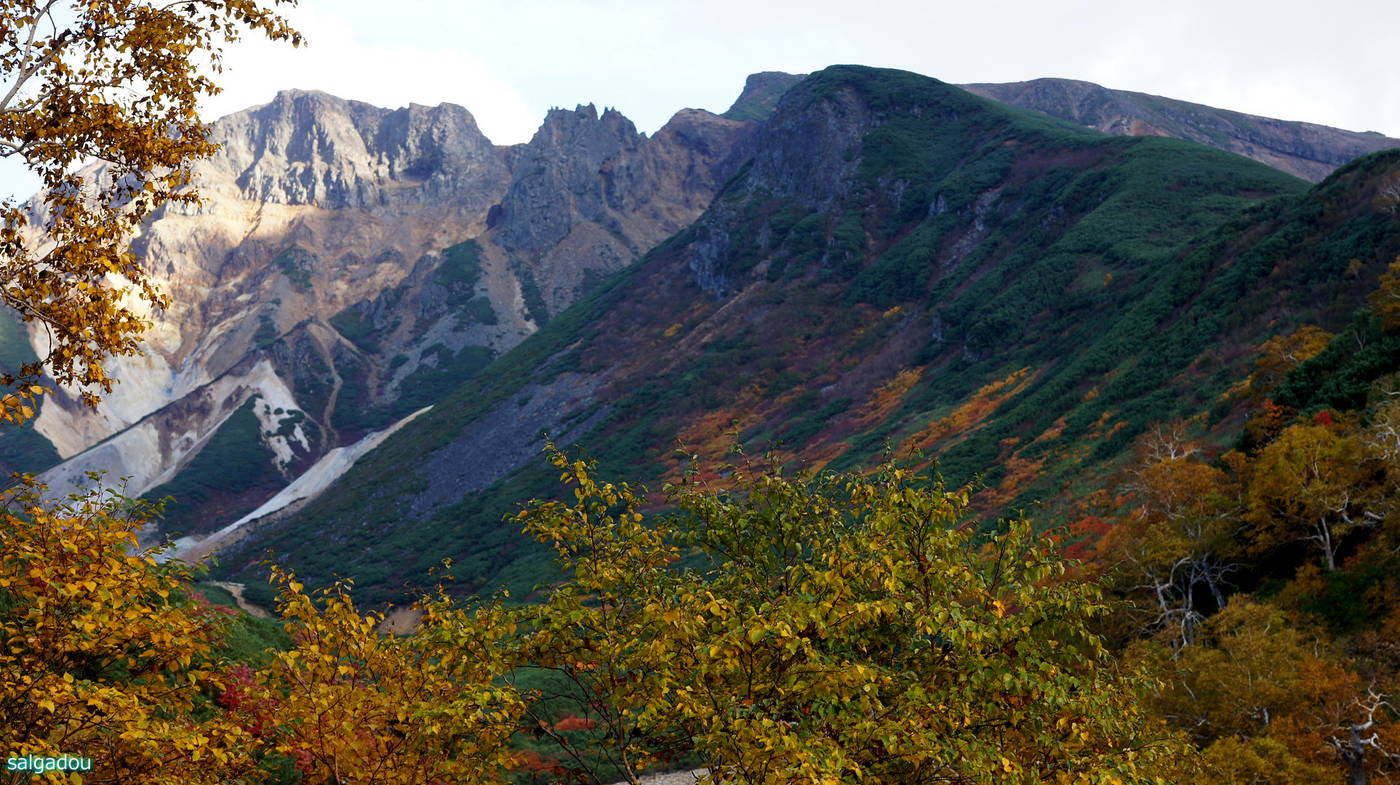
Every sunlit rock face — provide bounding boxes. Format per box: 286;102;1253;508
15;88;756;546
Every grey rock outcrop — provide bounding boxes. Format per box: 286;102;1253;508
484;103;753;315
210;90;511;209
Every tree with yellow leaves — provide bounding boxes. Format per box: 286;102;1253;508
1133;599;1399;785
0;0;300;423
228;570;526;785
0;1;302;778
0;479;260;783
513;447;1186;785
1246;423;1382;571
1369;257;1400;331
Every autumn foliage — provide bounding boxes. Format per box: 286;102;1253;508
510;447;1182;785
1069;311;1400;785
0;0;300;421
0;479;258;783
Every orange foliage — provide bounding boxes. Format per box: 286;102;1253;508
1370;257;1400;329
846;367;924;431
517;751;566;775
667;384;772;486
1036;416;1069;443
1064;515;1113;563
1244;398;1294;446
977;454;1046;511
552;715;599;732
796;367;927;471
903;367;1036;456
1239;326;1333;404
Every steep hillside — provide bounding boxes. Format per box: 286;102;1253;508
723;71;806;122
217;66;1400;607
2;88;754;547
963;78;1400;182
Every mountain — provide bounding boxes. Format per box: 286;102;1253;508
216;66;1400;607
723;71;807;122
962;78;1400;182
7;65;1400;607
0;88;754;547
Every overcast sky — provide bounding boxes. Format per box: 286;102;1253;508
4;0;1398;199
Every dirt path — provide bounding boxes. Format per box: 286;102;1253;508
208;581;271;618
612;770;708;785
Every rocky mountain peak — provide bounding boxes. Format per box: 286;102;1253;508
527;104;641;158
493;103;649;256
206;89;508;209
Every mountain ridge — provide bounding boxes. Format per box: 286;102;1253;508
218;66;1396;606
962;77;1400;182
1;83;759;546
5;65;1399;602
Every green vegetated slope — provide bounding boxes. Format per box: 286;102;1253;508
963;77;1400;182
0;310;59;476
321;239;500;436
144;396;309;538
221;66;1400;606
722;71;806;122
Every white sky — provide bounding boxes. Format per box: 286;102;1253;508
4;0;1399;199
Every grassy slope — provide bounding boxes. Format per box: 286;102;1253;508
222;66;1394;607
144;397;288;539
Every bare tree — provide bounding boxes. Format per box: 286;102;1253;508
1328;687;1398;785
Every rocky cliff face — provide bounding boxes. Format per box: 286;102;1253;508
211;90;511;209
14;86;756;548
962;78;1400;182
484;104;750;316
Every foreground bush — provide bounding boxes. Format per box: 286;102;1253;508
0;479;257;784
1;452;1186;784
511;449;1184;784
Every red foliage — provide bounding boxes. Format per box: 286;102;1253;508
1063;515;1112;562
218;664;277;737
518;751;566;775
289;747;314;776
552;715;598;732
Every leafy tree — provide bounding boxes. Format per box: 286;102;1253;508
1199;736;1335;785
1137;601;1331;744
1102;441;1242;649
1246;423;1381;571
1136;600;1400;785
0;2;305;779
513;447;1184;784
229;571;525;785
0;0;300;421
1371;258;1400;331
1249;327;1336;400
0;479;259;783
